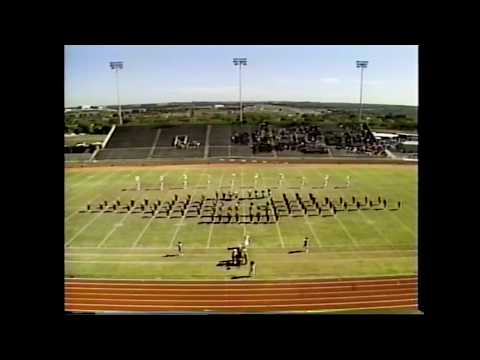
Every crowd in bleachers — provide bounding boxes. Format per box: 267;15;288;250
86;123;391;161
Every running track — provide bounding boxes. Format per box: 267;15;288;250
65;275;417;313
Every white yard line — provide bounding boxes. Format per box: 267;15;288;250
274;222;286;248
168;169;208;249
239;167;248;236
260;172;285;248
311;168;394;249
206;224;215;249
65;243;415;251
284;172;321;248
66;171;117;205
206;170;225;248
130;170;173;248
65;249;417;257
66;171;105;190
337;169;395;248
65;171;132;221
335;216;359;247
348;169;417;238
65;212;104;247
293;168;359;248
65;170;142;246
131;216;156;248
96;210;134;248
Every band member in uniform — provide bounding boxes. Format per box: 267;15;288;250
249;261;256;277
303;237;310;254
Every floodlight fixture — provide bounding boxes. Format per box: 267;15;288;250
356;60;369;122
356;60;368;68
109;61;124;125
233;58;248;123
110;61;124;69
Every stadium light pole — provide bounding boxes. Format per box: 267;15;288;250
356;60;368;123
233;58;247;123
110;61;124;126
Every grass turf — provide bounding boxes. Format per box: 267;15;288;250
65;164;417;280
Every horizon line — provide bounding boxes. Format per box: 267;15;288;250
65;100;418;108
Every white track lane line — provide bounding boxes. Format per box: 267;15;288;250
64;273;417;284
65;298;418;309
65;293;417;303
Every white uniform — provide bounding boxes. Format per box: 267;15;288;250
135;176;141;190
244;235;250;248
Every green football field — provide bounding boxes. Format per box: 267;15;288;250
65;163;417;280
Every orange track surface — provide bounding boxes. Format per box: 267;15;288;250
65;276;418;313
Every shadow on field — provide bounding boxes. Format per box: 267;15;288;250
288;250;304;254
334;186;347;189
231;275;251;280
217;260;240;269
163;254;178;257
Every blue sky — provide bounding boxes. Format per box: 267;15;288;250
65;45;418;107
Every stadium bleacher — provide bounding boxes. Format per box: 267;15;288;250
106;125;159;148
209;125;232;145
64;153;92;162
82;122;390;162
96;147;151;160
151;146;205;159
